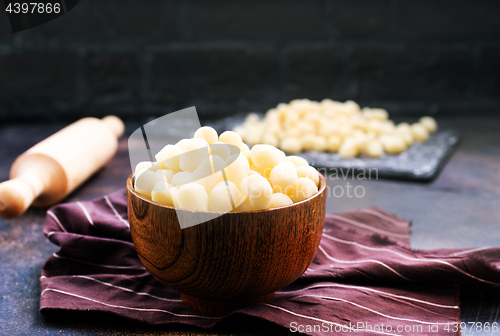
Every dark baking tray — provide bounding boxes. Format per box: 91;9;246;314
209;115;460;182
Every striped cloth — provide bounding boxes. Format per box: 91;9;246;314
40;189;500;336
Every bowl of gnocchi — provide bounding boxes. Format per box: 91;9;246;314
127;126;327;315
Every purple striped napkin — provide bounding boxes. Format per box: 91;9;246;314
41;190;500;336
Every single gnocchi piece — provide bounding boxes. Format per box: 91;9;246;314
233;196;255;212
396;122;411;133
157;169;176;183
380;135;407;155
208;181;242;212
280;137;302;154
134;161;156;175
155;145;182;171
134;170;165;199
250;144;286;170
327;135;342;153
285;155;308;168
177;183;208;212
338;139;360;158
262;134;279;147
219;131;243;149
244;128;263;147
240;174;262;198
233;125;246;139
296;165;319;187
396;128;414;147
268;193;293;209
240;174;273;210
151;181;176;207
312;136;328;152
179;139;210;173
238;142;250;153
269;162;298;193
287;177;318;203
170;187;180;208
175;139;189;151
135;168;147;179
367;119;384;134
190;155;226;193
411;123;430;142
225;153;250;188
300;133;318;151
194;126;219;144
419;116;438;133
210;141;231;161
245;113;260;124
364;139;384;158
171;171;192;188
363;107;389;121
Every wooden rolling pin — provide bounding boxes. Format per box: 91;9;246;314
0;116;125;219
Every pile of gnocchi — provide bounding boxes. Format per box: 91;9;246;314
234;99;438;158
133;127;320;212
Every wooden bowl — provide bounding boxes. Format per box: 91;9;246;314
127;173;327;315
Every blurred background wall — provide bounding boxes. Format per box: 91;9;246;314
0;0;499;122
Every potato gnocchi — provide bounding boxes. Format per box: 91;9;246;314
234;99;438;158
134;127;320;212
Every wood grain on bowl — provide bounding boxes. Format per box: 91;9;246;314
127;173;327;315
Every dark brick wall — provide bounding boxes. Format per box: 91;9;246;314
0;0;499;122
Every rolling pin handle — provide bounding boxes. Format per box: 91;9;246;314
102;115;125;138
0;174;45;219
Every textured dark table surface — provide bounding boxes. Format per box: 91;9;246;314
1;117;499;335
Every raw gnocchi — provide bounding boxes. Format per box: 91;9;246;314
134;126;321;212
235;99;438;158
